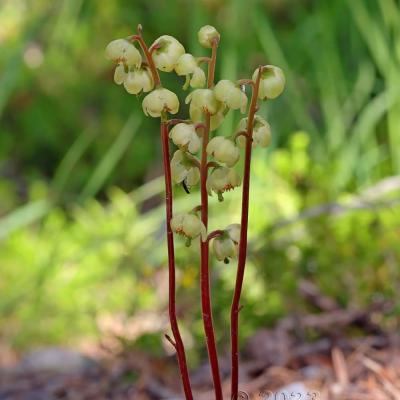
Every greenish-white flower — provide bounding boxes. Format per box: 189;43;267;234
189;67;206;88
198;25;220;48
113;63;127;85
252;65;285;100
171;213;207;241
170;150;200;187
212;224;241;262
124;67;154;94
236;115;272;148
186;89;219;114
185;89;224;129
142;88;179;117
169;123;200;153
175;53;198;75
105;39;142;68
207;167;241;198
151;35;185;72
214;80;247;112
207;136;240;167
175;54;206;89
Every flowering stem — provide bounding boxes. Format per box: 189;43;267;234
130;28;161;87
200;114;223;400
134;29;192;398
161;121;193;400
198;37;223;400
230;66;263;400
207;38;219;88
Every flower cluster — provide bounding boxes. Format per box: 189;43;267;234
105;25;285;261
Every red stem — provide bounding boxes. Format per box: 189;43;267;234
230;67;263;400
135;27;192;398
198;37;223;400
161;122;193;400
200;114;223;400
130;33;161;87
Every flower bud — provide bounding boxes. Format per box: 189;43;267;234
198;25;220;48
151;35;185;72
105;39;142;68
212;224;241;262
171;213;207;242
207;136;240;167
190;67;206;88
169;123;200;153
252;65;285;100
171;150;200;187
114;63;127;85
207;167;241;199
236;115;272;148
124;67;154;94
142;88;179;117
214;80;248;112
175;53;197;75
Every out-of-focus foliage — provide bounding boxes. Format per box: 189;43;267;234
1;0;400;362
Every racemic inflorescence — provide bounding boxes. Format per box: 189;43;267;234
106;24;285;400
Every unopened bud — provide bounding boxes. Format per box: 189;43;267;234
198;25;220;48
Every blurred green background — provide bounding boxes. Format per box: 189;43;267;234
1;0;399;365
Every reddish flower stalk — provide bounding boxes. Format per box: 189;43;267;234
230;67;263;400
130;26;160;87
161;122;193;400
199;38;224;400
133;25;193;399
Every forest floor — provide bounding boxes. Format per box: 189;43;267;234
1;281;398;400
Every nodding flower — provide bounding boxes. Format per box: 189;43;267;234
185;89;225;130
253;65;285;100
185;89;219;115
214;80;248;113
151;35;185;72
206;136;240;167
171;213;207;243
142;88;179;117
207;167;241;201
169;123;201;154
123;67;154;94
170;150;200;187
212;224;241;263
105;39;142;68
236;115;272;148
175;54;206;89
